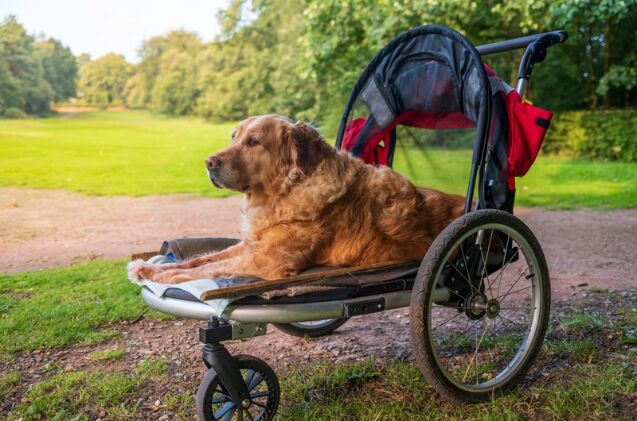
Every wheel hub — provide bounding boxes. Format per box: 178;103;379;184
241;398;251;408
465;293;487;320
464;293;502;320
485;299;500;319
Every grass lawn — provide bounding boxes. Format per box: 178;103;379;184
0;111;235;197
0;110;635;208
0;259;168;356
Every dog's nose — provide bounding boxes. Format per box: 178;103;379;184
206;156;222;171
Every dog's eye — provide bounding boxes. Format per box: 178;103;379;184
246;138;259;147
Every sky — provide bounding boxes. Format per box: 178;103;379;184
0;0;228;62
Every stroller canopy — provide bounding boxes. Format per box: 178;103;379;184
336;25;552;212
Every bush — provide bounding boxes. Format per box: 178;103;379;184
3;107;27;119
543;109;637;162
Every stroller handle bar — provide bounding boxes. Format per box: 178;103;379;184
475;29;569;98
476;30;568;56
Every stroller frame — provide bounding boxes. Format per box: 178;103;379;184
140;26;567;420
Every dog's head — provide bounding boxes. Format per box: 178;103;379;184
206;115;332;195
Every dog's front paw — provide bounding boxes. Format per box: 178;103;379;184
127;259;163;284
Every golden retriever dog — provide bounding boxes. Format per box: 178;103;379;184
128;115;465;284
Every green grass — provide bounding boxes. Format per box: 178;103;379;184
9;370;140;421
0;259;165;356
547;339;596;362
0;371;22;400
89;347;125;362
0;110;235;197
1;110;635;208
392;147;637;209
7;358;170;421
9;359;169;421
560;312;609;333
277;358;635;420
8;356;634;420
135;358;169;378
161;392;196;419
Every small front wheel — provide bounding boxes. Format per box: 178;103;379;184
274;318;349;337
196;354;280;421
410;209;550;402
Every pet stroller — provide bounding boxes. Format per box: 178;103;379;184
137;25;567;420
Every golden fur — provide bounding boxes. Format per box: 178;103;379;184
128;115;465;284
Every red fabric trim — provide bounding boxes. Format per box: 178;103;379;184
505;90;553;187
342;111;474;166
342;118;389;165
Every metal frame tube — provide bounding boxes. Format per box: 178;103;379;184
476;30;567;56
141;286;451;323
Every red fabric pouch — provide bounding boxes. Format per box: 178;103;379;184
506;91;553;182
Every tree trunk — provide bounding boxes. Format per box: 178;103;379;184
587;25;598;110
602;22;610;108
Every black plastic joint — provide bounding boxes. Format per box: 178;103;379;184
199;318;233;344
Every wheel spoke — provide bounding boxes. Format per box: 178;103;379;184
477;229;494;296
216;389;231;397
451;241;482;296
214;402;235;419
488;317;497;378
244;369;257;389
211;395;233;404
458;317;484;337
495;234;511;299
497;313;525;329
443;287;471;302
462;318;490;382
431;310;465;331
248;373;264;391
499;306;536;310
250;391;270;399
447;260;474;290
459;242;472;284
495;282;532;303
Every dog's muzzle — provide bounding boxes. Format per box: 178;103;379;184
207;169;224;189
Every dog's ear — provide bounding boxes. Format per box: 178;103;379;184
277;120;334;195
285;121;327;175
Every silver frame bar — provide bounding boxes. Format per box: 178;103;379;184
142;286;451;323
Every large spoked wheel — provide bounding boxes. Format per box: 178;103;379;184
196;355;280;421
410;209;550;402
274;318;349;337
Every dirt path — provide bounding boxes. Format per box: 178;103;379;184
1;187;636;296
0;188;243;273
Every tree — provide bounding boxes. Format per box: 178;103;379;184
36;38;77;102
126;30;202;112
151;48;199;115
78;53;132;106
550;0;637;109
196;0;309;121
0;16;53;115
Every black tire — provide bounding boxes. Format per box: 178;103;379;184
410;209;550;403
196;354;280;421
274;318;349;337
